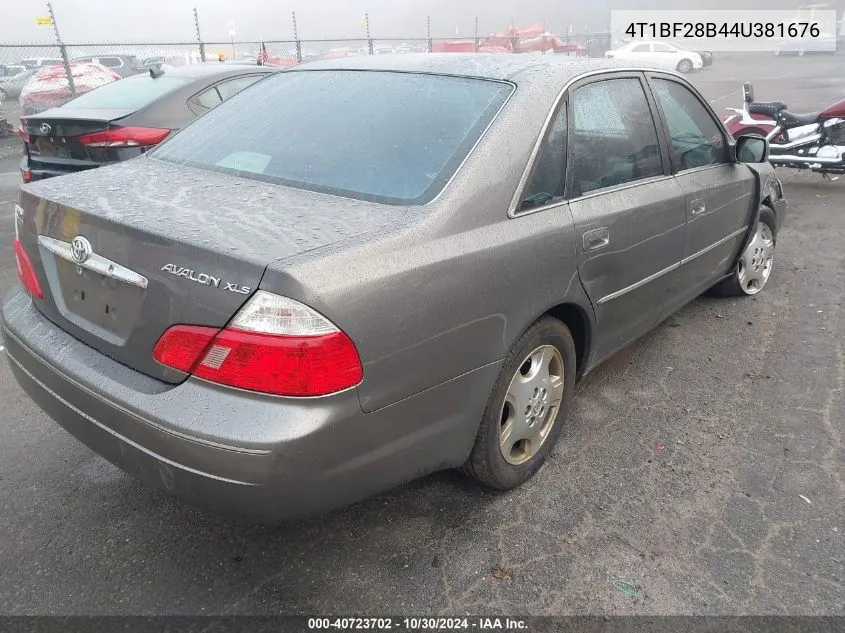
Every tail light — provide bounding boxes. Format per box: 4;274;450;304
153;291;363;396
13;238;43;299
18;125;31;143
605;52;615;58
21;169;32;183
78;126;171;148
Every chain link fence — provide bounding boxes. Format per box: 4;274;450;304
0;30;612;130
0;42;205;125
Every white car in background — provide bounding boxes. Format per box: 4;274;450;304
605;41;703;73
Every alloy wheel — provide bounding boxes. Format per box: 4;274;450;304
737;221;775;295
499;345;564;465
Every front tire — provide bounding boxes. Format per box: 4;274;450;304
713;207;777;297
677;58;693;73
462;317;576;490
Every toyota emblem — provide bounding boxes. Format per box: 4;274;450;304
39;123;51;135
70;236;92;264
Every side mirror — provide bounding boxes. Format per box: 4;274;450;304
735;134;769;163
743;81;754;104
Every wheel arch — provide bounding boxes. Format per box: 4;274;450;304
759;199;779;236
544;301;593;377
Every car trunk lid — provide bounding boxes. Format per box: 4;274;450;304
16;157;406;383
23;108;153;172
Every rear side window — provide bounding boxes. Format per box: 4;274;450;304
569;78;663;196
153;70;512;205
191;75;265;111
216;75;264;100
631;44;650;53
521;105;567;211
193;86;222;109
64;75;187;110
97;57;124;68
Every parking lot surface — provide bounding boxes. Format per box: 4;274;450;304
0;54;842;616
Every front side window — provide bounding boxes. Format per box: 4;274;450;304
569;78;663;196
154;70;513;205
651;78;728;170
520;104;567;211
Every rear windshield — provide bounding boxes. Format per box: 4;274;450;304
152;70;513;205
64;74;187;110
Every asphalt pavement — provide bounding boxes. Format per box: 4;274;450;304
0;53;842;616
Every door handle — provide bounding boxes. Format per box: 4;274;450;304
691;199;706;216
583;227;610;252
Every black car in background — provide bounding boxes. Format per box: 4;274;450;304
20;63;276;182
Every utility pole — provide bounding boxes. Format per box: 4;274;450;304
365;12;373;55
474;17;479;52
292;11;301;63
543;19;548;54
227;22;236;60
193;7;206;62
426;15;432;52
47;2;75;97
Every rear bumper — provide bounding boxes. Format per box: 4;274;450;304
21;155;98;181
1;287;498;522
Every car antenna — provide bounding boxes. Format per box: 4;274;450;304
149;66;164;78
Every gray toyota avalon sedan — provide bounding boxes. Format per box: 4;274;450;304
3;55;786;522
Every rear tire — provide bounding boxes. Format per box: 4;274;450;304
462;317;576;490
0;89;6;104
711;207;777;297
677;58;693;73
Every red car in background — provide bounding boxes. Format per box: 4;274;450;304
432;24;588;57
19;62;120;116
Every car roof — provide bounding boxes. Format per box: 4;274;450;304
158;63;277;79
292;53;651;83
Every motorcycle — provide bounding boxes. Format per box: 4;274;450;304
723;82;845;178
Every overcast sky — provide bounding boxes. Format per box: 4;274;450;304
3;0;838;43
